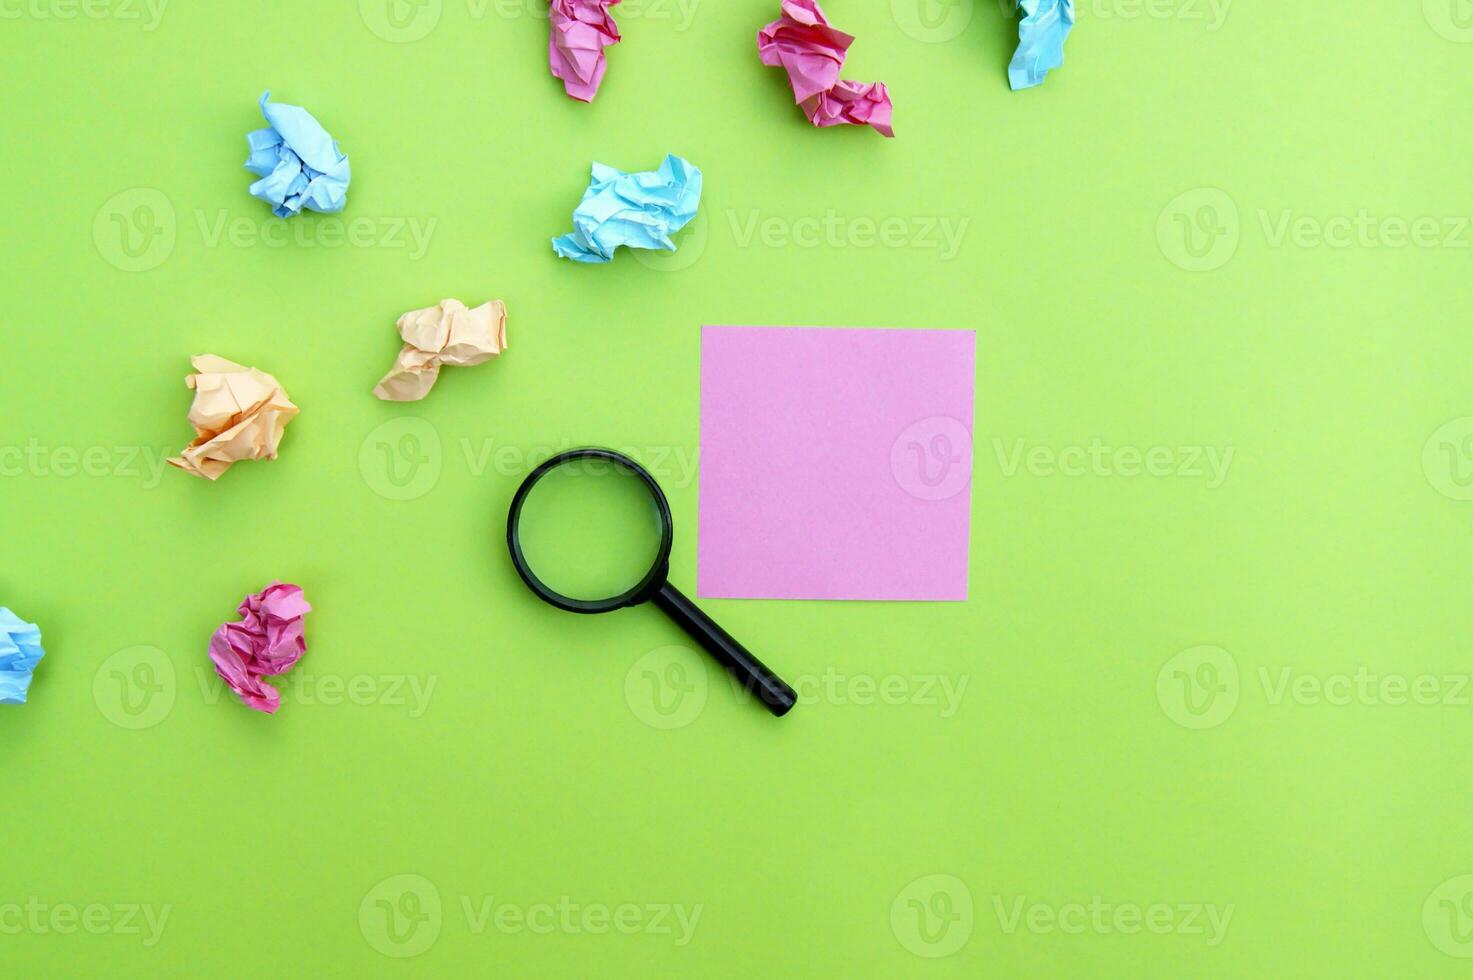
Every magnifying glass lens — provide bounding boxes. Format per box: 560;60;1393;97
515;460;666;602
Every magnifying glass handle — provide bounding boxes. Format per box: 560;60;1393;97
653;582;797;717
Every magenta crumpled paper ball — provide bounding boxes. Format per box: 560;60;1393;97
208;582;311;714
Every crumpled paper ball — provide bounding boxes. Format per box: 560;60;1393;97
374;298;508;402
245;90;351;218
1009;0;1075;90
757;0;894;137
802;80;893;135
168;355;300;481
549;0;622;102
209;583;311;714
0;608;44;705
552;154;703;263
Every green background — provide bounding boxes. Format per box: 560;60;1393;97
4;0;1473;975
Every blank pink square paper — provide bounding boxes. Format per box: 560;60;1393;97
698;326;976;601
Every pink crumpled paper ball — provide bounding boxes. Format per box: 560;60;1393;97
549;0;622;102
757;0;894;137
208;582;311;714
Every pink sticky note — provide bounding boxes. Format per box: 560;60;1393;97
699;326;975;601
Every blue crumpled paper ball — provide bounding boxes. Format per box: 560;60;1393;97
244;91;351;218
552;154;702;263
0;608;44;705
1009;0;1074;91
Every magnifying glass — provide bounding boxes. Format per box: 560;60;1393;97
506;448;797;717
